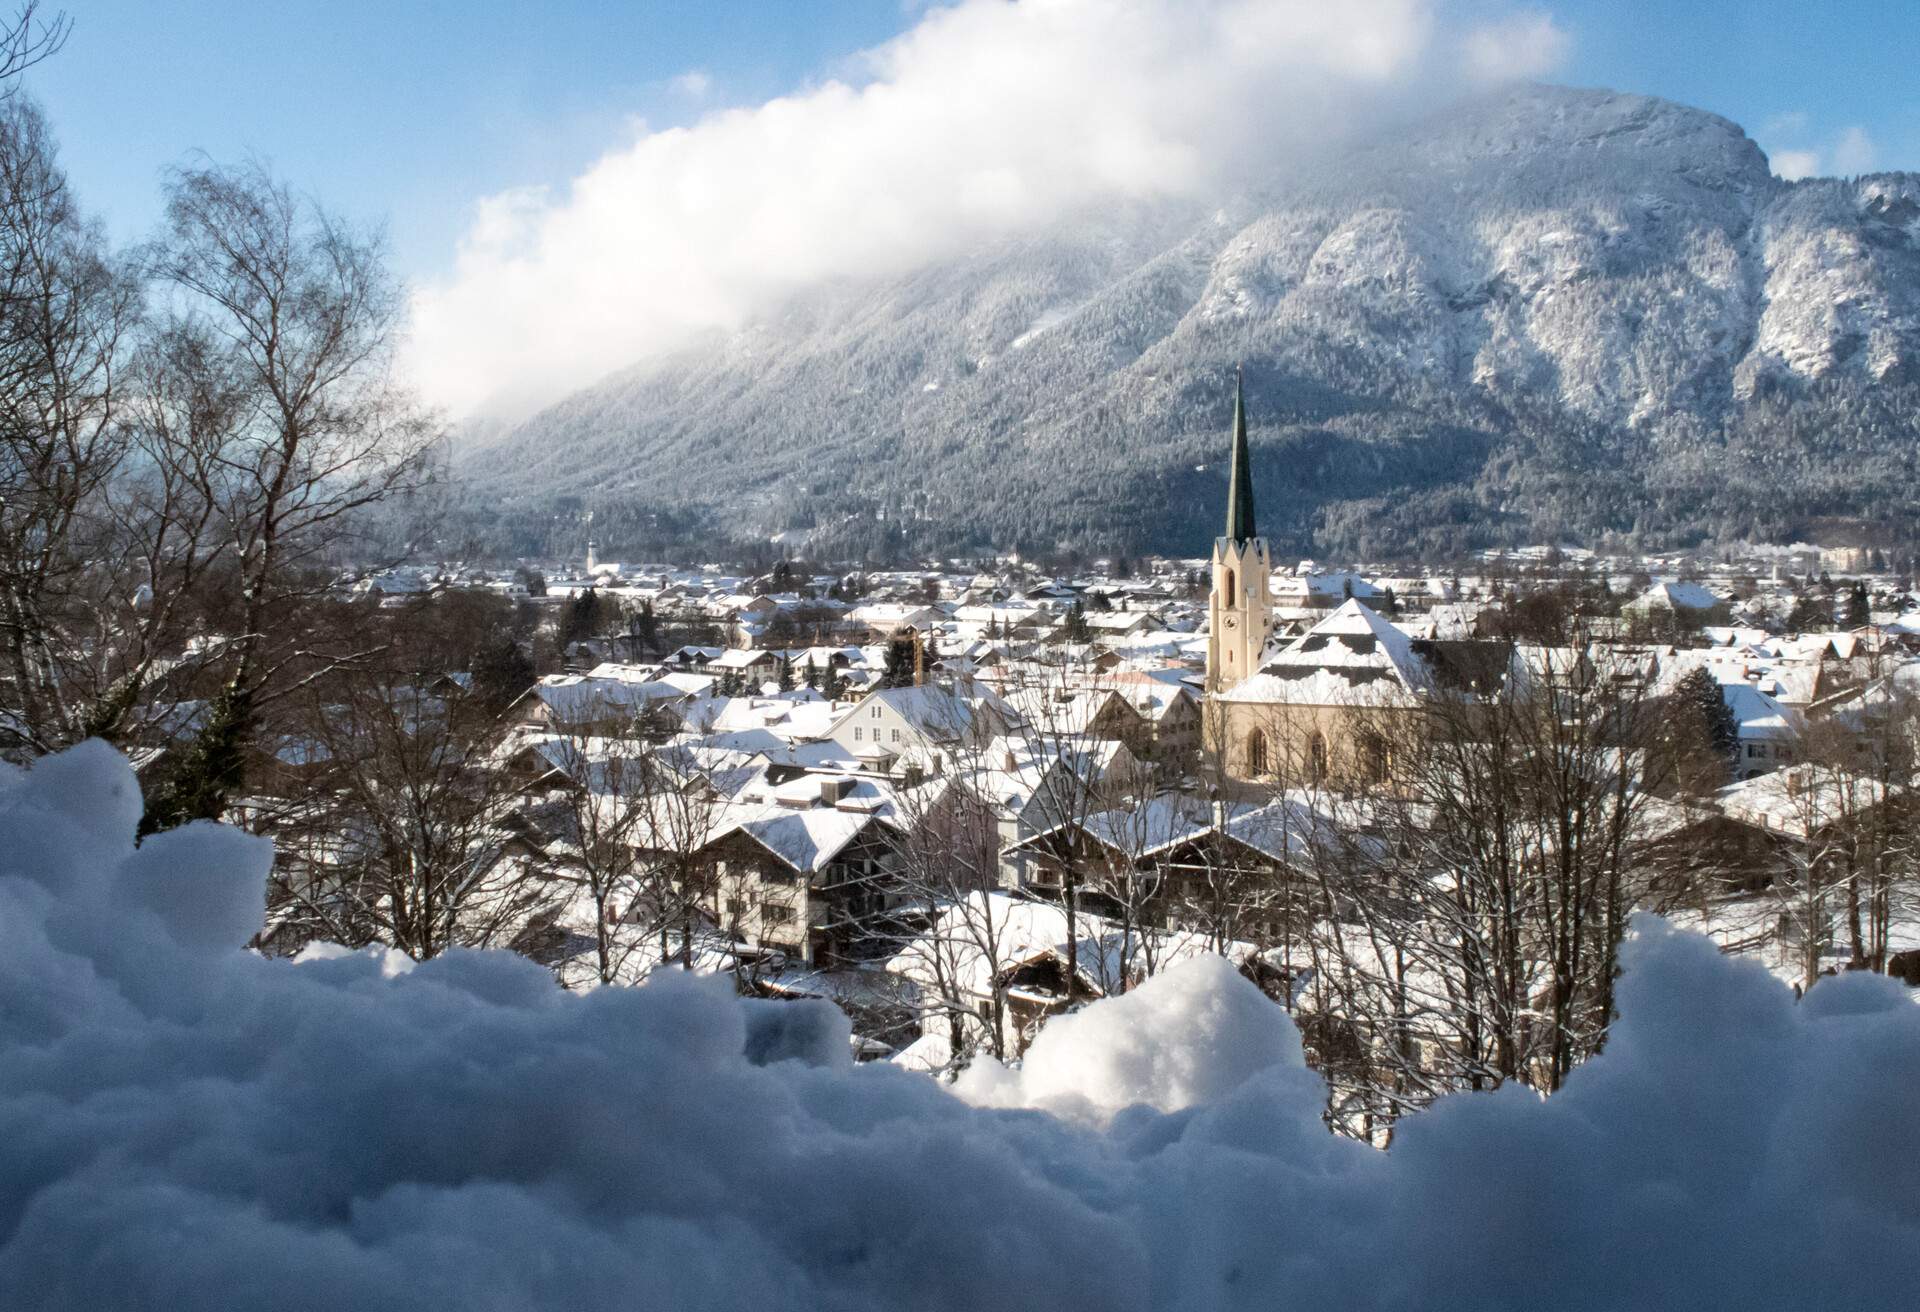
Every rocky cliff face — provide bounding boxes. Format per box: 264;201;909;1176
457;85;1920;559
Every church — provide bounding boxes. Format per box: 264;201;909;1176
1201;376;1512;787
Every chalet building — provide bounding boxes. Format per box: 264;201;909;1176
506;675;694;739
1110;672;1202;760
1002;684;1155;758
823;680;1015;774
695;782;904;969
1006;794;1334;942
883;894;1111;1061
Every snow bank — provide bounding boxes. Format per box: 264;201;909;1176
954;954;1316;1124
3;742;1918;1309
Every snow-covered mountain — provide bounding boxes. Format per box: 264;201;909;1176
456;85;1920;559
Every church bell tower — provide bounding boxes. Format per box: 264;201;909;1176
1206;370;1271;693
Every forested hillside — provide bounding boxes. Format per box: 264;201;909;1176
451;85;1920;563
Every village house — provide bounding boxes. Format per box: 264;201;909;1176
823;680;1016;774
506;674;697;739
695;780;905;969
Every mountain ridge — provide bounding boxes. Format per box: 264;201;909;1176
451;84;1920;562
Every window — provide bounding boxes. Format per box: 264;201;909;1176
1224;568;1237;609
1308;732;1329;784
1245;729;1269;777
891;728;901;743
725;898;746;922
871;706;882;719
1361;734;1390;784
761;901;793;925
854;727;863;741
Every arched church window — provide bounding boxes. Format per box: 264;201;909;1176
1224;568;1236;609
1360;732;1389;784
1245;729;1268;777
1308;732;1329;784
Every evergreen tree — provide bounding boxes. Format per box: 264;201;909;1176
140;685;255;837
1846;580;1871;626
561;588;602;647
1062;599;1090;644
472;637;537;715
776;654;795;692
1674;665;1739;781
803;659;821;691
880;637;916;689
1786;594;1832;633
633;598;659;652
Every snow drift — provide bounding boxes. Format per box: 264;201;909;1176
2;741;1916;1309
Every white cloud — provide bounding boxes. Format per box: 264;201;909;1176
1461;10;1569;81
1762;109;1809;139
1831;124;1878;175
1771;148;1821;181
669;69;712;99
407;0;1569;419
1764;119;1883;181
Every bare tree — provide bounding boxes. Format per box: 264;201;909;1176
0;97;139;755
262;663;551;961
533;708;726;987
0;5;66;89
135;160;438;830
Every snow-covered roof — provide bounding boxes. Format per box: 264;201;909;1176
702;798;898;874
528;675;691;724
1627;580;1719;612
1224;599;1469;706
826;681;1010;742
1722;683;1800;740
1717;765;1890;839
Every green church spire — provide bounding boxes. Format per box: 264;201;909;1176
1224;367;1256;544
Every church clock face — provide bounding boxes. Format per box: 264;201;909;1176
1223;617;1237;631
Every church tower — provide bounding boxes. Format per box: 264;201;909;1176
1206;370;1271;693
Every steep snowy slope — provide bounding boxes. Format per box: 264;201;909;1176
457;86;1920;558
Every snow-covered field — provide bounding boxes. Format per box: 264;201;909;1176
2;742;1915;1309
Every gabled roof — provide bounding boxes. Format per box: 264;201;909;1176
522;676;693;724
1224;599;1429;705
825;681;1010;742
700;799;897;874
1628;580;1719;612
1717;765;1890;838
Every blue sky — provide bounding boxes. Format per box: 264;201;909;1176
27;0;1919;284
27;0;914;274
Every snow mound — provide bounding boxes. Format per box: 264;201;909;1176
954;954;1311;1123
3;742;1918;1309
